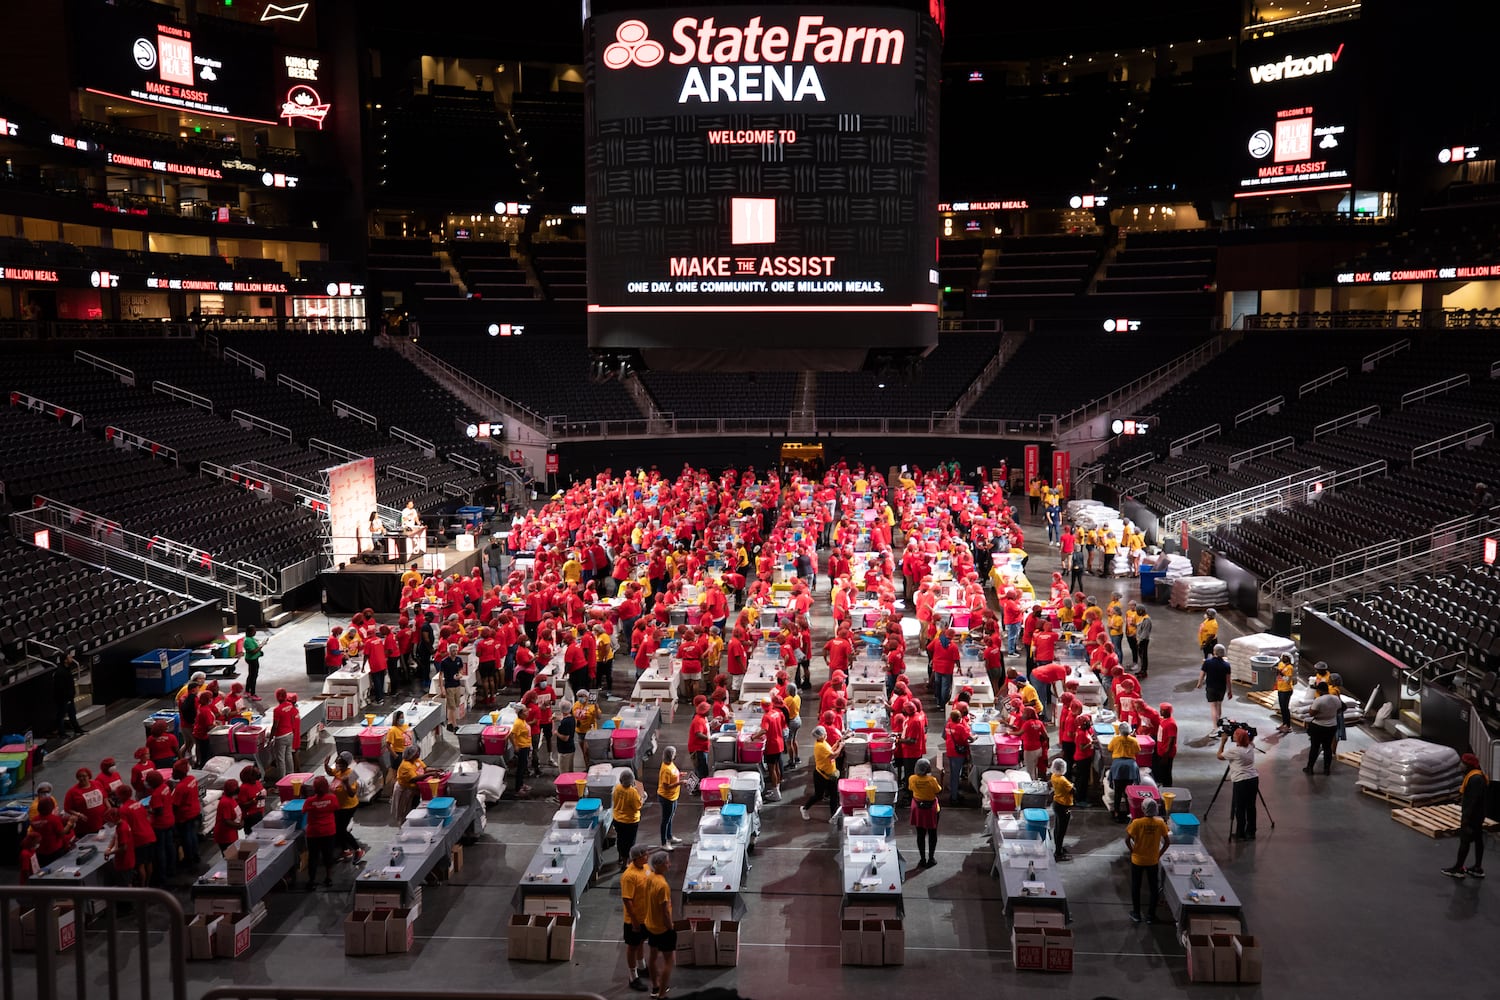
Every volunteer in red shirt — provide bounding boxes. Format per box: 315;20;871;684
927;628;961;710
214;779;242;854
19;831;42;882
116;786;156;886
474;626;499;707
758;698;787;801
983;632;1006;696
32;798;74;866
144;770;177;879
1001;593;1025;655
942;710;972;805
302;776;340;889
677;627;704;702
823;629;854;675
65;767;108;834
325;627;345;672
895;707;926;802
270;689;300;780
1154;703;1178;787
146;720;180;771
1031;660;1068;723
170;759;203;866
1072;716;1096;806
95;757;125;801
1018;707;1050;780
130;747;154;800
1058;697;1080;775
725;630;748;697
687;703;712;780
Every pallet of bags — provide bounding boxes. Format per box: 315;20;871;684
1286;683;1365;726
1226;634;1295;686
1355;739;1460;804
1170;576;1229;610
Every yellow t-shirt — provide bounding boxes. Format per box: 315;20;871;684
908;773;941;802
385;724;411;756
396;759;425;789
1108;613;1125;637
1109;735;1141;760
813;739;838;778
643;872;672;934
1125;610;1139;636
509;716;532;750
612;784;644;824
1050;773;1074;807
1127;816;1170;866
1020;684;1043;713
400;569;423;589
561;559;583;583
1102;533;1119;554
1198;620;1218;646
331;768;360;809
596;634;614;663
784;693;801;721
1275;661;1295;693
657;763;681;802
620;862;651;925
575;703;600;734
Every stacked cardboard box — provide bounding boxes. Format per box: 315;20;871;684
185;902;266;959
671;918;742;967
345;900;421;956
839;917;905;966
223;842;259;885
1011;907;1067;972
9;902;76;953
506;913;575;961
1184;919;1260;983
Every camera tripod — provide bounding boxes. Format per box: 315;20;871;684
1202;760;1276;838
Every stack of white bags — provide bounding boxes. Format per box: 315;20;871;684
1355;739;1461;804
1170;575;1229;610
1226;633;1296;685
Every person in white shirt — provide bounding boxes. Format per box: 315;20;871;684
399;501;422;560
1304;682;1341;775
1217;726;1260;840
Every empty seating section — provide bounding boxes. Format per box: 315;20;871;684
423;334;642;425
0;538;193;662
510;94;585;202
1338;218;1500;276
638;372;796;420
529;241;586;302
938;241;983;290
1096;232;1215;295
0;406;322;572
0;237;291;287
375;89;528;201
367;238;458;305
448;242;535;301
966;331;1204;423
1335;564;1500;673
1111;75;1233;197
985;236;1102;299
815;333;1000;417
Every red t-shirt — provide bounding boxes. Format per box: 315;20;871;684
172;775;202;820
726;637;747;675
1032;630;1058;663
1032;663;1067;686
824;638;853;672
943;721;971;757
303;793;339;838
898;715;926;759
148;785;176;830
1019;718;1048;752
760;710;786;754
687;714;711;753
66;783;108;834
929;637;960;676
1157;717;1178;759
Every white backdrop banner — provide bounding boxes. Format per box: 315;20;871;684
327;457;377;566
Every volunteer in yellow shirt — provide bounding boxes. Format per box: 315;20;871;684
906;757;943;868
383;711;412;765
389;745;425;824
1107;609;1126;660
324;750;363;861
643;851;675;997
1109;726;1141;761
1124;798;1171;923
657;747;682;848
508;713;532;799
1198;609;1219;658
1049;758;1074;862
1274;653;1296;733
799;725;841;821
575;696;601;763
561;554;583;584
784;686;803;767
619;845;653;991
611;769;646;868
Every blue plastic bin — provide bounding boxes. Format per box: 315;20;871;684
868;804;895;836
575;798;601;824
720;803;747;832
1169;813;1201;842
427;796;456;823
131;649;192;696
280;798;307;829
1022;807;1051;835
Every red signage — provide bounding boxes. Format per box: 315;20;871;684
1051;450;1071;498
509;448;524;464
280;85;331;128
1023;444;1040;488
545;453;559;475
0;266;61;284
1485;537;1498;566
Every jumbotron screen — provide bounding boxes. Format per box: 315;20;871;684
584;5;942;358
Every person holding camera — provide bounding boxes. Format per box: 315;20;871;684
1218;726;1260;840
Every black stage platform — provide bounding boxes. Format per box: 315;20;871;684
319;545;484;613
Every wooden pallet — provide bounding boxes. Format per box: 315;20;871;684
1359;786;1457;809
1239;689;1304;727
1390;804;1500;839
1336;749;1365;768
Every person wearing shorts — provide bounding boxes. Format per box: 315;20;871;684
1195;643;1232;732
644;851;676;998
438;646;466;732
619;845;653;991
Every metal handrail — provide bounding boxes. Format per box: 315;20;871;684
1299;366;1348;397
447;451;481;474
1362;338;1410;371
1164;464;1211;488
1411;422;1495;463
1161;466;1326;534
73;349;137;386
1053;334;1224;433
1227;435;1295;470
387;336;553;433
0;884;187;1000
1118;451;1157;475
332;399;377;427
1313;404;1379;439
104;425;179;465
9;391;84;428
1292;515;1499;611
308;438;365;464
388;465;428;488
230;409;293;442
222;347;266;379
391;426;436;456
1400;373;1470;409
1169;423;1220;456
276;372;321;402
151;380;213;412
1234;395;1284;426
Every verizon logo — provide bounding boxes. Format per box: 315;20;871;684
1248;43;1344;84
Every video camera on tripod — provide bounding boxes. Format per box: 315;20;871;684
1219;717;1257;741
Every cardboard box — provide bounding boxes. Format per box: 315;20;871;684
673;919;696;965
527;916;554;961
681;902;734;921
223;842;259;885
1211;933;1238;983
1042;927;1074;972
1233;934;1262;983
355;891;408;911
345;912;370;957
506;914;534;961
361;909;389;956
840;919;862;965
187;914;219;960
194;895;243;916
692;918;718;967
549;914;575;961
1187;916;1242;937
215;911;256;959
842;904;899;922
522;895;573;918
716;920;740;967
1186;934;1216;982
12;903;77;953
1012;906;1067;929
859;919;885;967
881;919;905;966
1011;924;1046;971
450;844;464;873
387;907;418;954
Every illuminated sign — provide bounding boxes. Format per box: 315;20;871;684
280;85;330;128
1439;145;1481;163
586;5;942;355
90;270;120;289
74;4;277;123
106;152;224;179
0;266;61;283
284;54;320;81
1111;418;1151;436
494;202;531;216
1067;194;1109;208
1103;318;1142;332
261;3;311;23
1248;43;1344;85
487;323;525;336
146;277;289;293
1486;537;1497;566
51;133;93;152
592;8;918;115
324;282;367;297
967;70;983;82
261;171;301;188
938;200;1029;211
0;117;18;137
1335;264;1500;285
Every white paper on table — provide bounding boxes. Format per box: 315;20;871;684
858;876;881;888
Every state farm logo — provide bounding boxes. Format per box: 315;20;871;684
603;20;664;70
1248;43;1344;84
